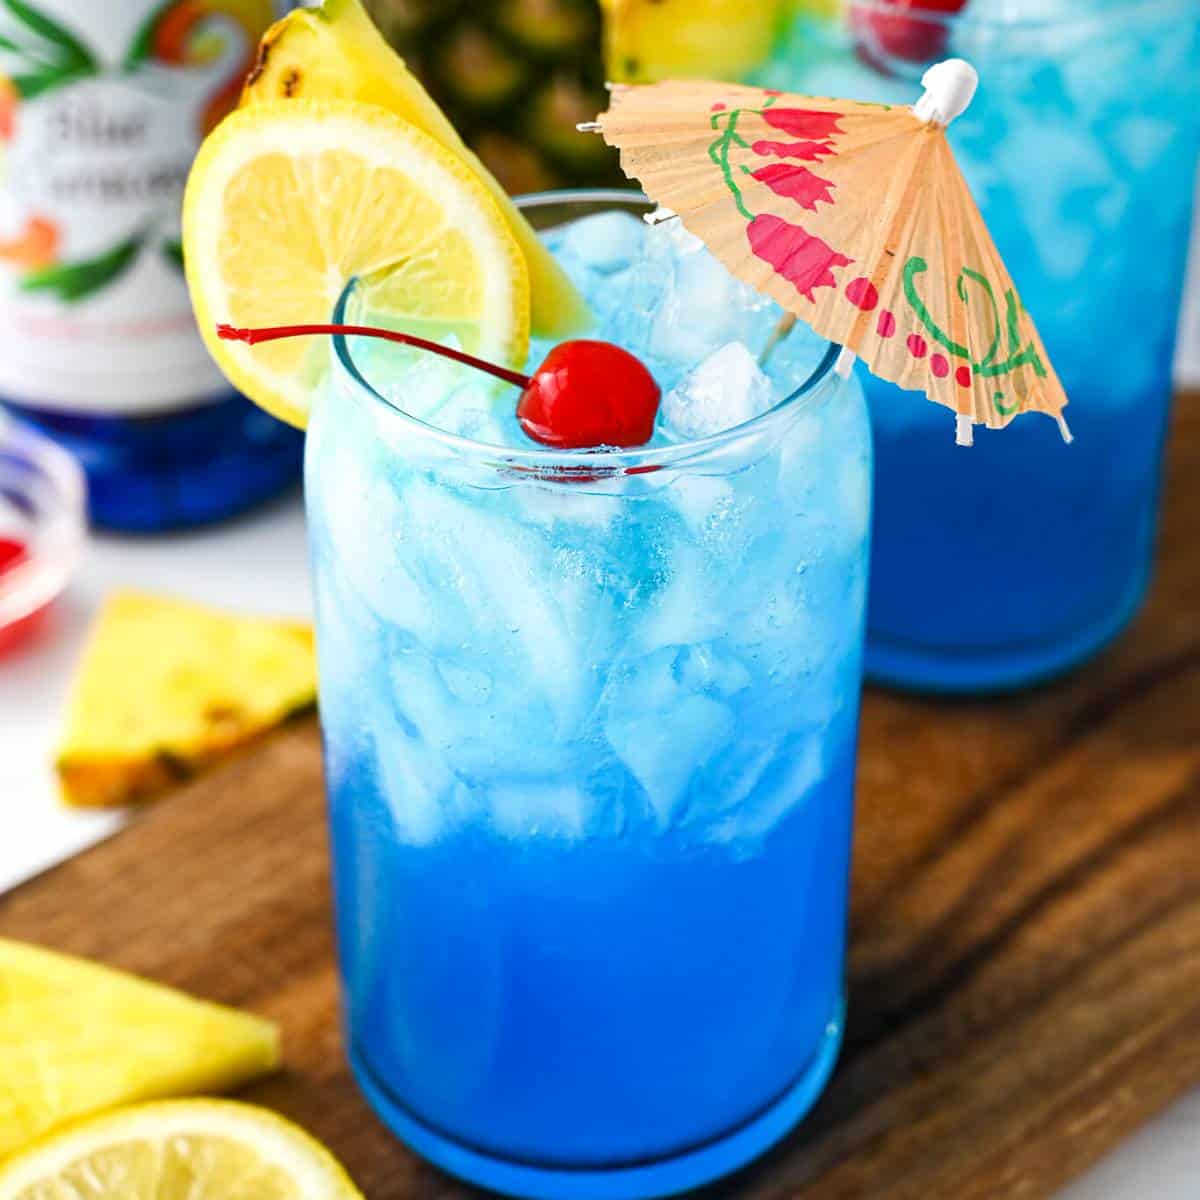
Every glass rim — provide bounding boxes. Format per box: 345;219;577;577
329;187;843;472
845;0;1187;33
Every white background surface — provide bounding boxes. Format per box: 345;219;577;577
0;492;311;892
2;488;1197;1195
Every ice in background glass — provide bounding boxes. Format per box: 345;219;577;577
762;0;1200;691
307;194;871;1197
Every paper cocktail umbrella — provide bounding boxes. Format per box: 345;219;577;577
585;60;1070;445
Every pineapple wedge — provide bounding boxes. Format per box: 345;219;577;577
56;591;316;808
602;0;794;84
0;939;280;1159
242;0;591;337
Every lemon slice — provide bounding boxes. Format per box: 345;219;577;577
0;1101;362;1200
183;98;530;428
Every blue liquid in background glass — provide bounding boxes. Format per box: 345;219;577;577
763;0;1200;691
307;201;870;1198
5;395;303;532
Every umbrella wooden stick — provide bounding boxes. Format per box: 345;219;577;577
759;313;797;367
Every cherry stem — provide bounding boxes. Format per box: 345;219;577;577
216;323;533;389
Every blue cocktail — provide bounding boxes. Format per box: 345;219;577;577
762;0;1200;690
307;193;870;1197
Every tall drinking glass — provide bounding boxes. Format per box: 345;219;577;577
765;0;1200;691
307;194;871;1198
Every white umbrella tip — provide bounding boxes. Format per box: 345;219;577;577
915;59;979;126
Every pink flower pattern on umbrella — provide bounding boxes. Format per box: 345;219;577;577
614;83;1066;427
710;97;852;303
748;213;852;303
751;138;838;163
751;162;836;212
762;108;845;140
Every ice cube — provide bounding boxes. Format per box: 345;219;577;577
661;342;776;441
634;542;729;655
390;651;460;750
376;730;466;846
398;479;604;732
438;661;493;706
309;446;445;649
359;333;483;424
514;479;623;533
560;210;647;275
440;403;514;445
1112;116;1177;172
488;781;593;840
452;732;578;782
645;207;705;256
838;450;873;547
675;645;752;697
710;730;824;849
671;474;736;536
606;689;734;827
648;251;771;366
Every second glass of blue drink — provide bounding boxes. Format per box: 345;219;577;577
764;0;1200;691
307;193;871;1198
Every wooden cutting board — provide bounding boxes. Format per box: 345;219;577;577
4;399;1199;1200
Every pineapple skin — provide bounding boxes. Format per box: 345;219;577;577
364;0;621;194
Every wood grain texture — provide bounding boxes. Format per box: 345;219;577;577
4;396;1199;1200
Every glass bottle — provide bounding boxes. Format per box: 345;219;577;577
0;0;302;530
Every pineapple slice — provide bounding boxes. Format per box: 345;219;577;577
242;0;590;337
0;939;279;1158
601;0;795;84
56;591;317;808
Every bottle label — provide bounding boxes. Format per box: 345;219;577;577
0;1;275;414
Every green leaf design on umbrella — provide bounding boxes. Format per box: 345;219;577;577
20;231;145;303
902;255;1047;414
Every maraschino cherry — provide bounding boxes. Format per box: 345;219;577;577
218;323;661;450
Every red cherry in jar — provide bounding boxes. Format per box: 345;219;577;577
0;535;49;657
0;536;28;574
851;0;969;71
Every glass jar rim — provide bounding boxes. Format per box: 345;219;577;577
328;188;843;473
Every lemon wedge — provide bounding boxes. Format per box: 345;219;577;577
183;98;529;428
0;1101;361;1199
